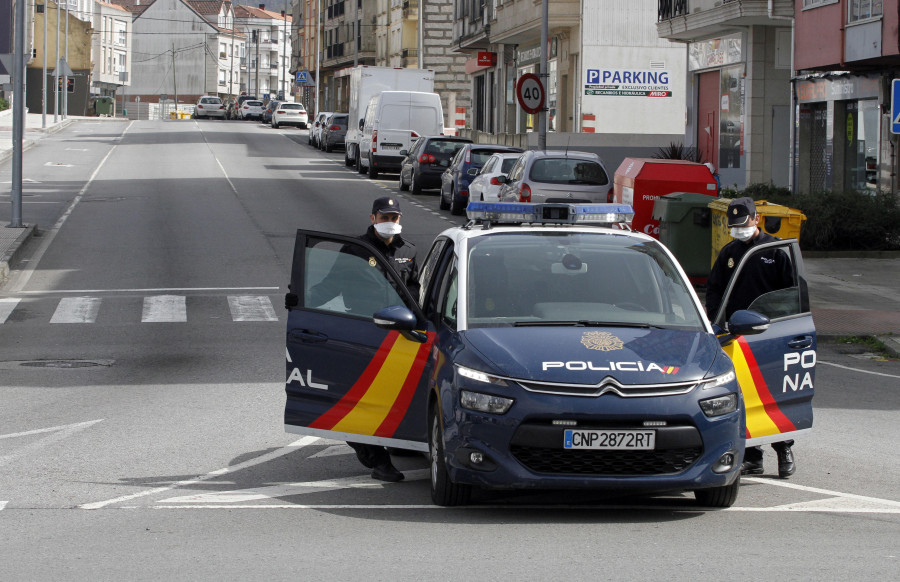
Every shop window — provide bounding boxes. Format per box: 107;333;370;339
848;0;882;23
842;100;879;192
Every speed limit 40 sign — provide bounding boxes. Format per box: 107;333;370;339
516;73;545;115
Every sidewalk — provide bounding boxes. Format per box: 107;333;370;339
2;110;899;348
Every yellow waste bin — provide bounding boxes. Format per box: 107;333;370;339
708;199;807;267
181;111;190;119
169;111;177;119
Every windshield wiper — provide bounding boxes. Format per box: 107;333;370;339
514;320;664;329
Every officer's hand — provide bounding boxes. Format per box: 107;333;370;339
284;293;299;310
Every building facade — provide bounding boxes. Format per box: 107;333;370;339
234;4;293;101
93;1;133;100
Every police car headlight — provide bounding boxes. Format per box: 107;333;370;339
456;365;508;386
701;370;736;389
699;393;738;417
460;390;514;414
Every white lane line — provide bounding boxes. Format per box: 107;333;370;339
0;501;7;511
0;298;20;323
160;469;430;504
0;420;104;469
742;476;900;507
307;445;354;459
146;504;900;512
79;436;321;510
50;296;101;323
13;286;280;295
228;295;278;322
141;295;187;323
819;360;900;380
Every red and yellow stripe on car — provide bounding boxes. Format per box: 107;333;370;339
309;331;435;437
722;336;796;439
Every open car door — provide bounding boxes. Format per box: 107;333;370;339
284;230;435;452
714;239;815;446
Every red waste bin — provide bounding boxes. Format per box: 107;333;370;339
613;159;718;239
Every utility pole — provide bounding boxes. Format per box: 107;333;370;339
538;0;548;151
254;29;260;98
42;1;47;128
63;0;69;119
9;0;26;227
54;0;59;121
229;31;235;99
172;43;177;116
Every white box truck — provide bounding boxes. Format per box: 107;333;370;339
344;66;436;167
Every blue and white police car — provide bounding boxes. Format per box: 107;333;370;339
284;202;815;507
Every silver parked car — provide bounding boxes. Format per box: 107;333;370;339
468;152;524;202
194;95;226;119
309;111;333;146
496;150;611;203
239;99;264;120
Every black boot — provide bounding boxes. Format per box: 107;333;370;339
774;442;795;479
371;461;404;482
741;446;764;475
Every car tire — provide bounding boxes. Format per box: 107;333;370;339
356;151;366;174
694;477;740;508
324;141;332;153
272;121;278;129
398;171;410;191
345;150;353;167
410;172;422;196
367;155;379;179
439;188;450;210
429;406;470;507
300;123;307;129
450;188;466;216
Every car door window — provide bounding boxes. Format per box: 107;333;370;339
439;260;459;327
419;238;450;309
303;238;406;319
717;240;804;325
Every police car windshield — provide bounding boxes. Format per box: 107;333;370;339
465;232;705;330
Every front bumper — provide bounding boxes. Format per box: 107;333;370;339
441;387;743;493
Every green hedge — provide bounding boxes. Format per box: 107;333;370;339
0;96;8;111
718;184;900;251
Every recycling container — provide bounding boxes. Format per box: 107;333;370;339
652;192;714;281
709;199;807;267
613;158;718;239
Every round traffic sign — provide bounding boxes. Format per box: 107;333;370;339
516;73;545;115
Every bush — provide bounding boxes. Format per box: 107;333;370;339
652;142;705;163
0;96;8;111
723;183;900;251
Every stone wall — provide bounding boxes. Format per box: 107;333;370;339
422;1;470;128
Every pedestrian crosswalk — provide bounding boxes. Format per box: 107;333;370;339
0;294;281;325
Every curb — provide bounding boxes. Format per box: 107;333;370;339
820;333;900;359
0;224;36;283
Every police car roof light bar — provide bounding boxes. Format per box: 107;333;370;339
465;201;635;227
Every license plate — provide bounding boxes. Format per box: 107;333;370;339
564;429;656;450
380;143;402;149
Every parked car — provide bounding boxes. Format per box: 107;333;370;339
309;111;333;146
194;95;226;119
397;136;472;195
239;99;264;120
496;150;612;204
272;102;308;129
262;100;280;124
320;113;348;152
440;144;524;215
468;152;525;203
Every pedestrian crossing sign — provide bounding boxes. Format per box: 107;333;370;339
296;71;309;84
892;79;900;134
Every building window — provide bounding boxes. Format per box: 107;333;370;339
801;0;838;9
115;23;127;46
848;0;882;23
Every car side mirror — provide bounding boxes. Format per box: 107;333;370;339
359;119;365;130
467;168;479;176
373;305;427;343
718;309;770;346
496;175;508;184
399;150;408;156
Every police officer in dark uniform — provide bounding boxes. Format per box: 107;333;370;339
347;196;418;482
706;197;797;479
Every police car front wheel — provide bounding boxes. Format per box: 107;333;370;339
693;477;740;508
429;406;471;506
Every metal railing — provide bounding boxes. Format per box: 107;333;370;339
658;0;688;21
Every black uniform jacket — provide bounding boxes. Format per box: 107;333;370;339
706;231;794;322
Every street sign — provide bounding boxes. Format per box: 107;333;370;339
892;79;900;134
516;73;545;115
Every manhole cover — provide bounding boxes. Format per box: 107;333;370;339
19;360;112;368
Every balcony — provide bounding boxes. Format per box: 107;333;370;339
657;0;793;43
402;0;418;19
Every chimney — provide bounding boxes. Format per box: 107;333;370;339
259;4;265;9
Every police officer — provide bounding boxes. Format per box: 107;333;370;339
346;196;418;482
706;197;796;479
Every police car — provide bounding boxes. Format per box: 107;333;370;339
284;202;815;507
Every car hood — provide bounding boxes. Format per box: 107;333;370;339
462;326;718;385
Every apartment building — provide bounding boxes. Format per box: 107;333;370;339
234;4;293;100
93;1;133;100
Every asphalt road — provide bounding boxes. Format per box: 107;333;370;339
1;119;898;580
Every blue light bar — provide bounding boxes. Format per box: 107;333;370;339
466;202;635;226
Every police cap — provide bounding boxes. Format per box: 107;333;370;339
372;196;402;215
727;197;756;227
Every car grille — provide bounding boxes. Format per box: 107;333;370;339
510;445;702;475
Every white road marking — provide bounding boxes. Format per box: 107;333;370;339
228;295;278;321
742;476;900;508
308;445;354;459
0;501;7;511
13;286;279;295
0;298;20;323
0;420;104;469
79;436;322;510
819;360;900;380
141;295;187;323
43;162;73;167
50;296;101;323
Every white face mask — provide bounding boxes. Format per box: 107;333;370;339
374;222;402;238
730;226;756;241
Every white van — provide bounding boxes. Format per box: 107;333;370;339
357;91;445;178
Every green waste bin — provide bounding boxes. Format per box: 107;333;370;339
94;96;114;116
652;192;715;281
